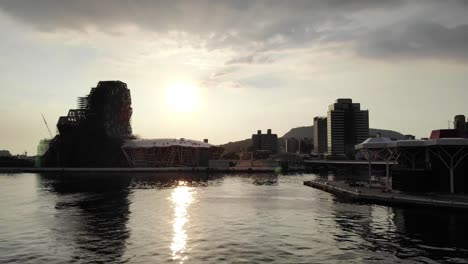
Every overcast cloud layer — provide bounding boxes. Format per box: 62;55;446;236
1;0;468;61
1;1;468;155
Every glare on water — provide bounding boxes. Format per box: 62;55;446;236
170;181;194;262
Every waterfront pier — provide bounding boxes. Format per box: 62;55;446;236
304;180;468;210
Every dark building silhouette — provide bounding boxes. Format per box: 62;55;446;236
285;137;313;154
392;141;468;194
285;138;300;153
313;117;328;154
251;129;278;154
327;98;369;159
404;134;416;140
454;115;466;130
0;150;12;157
42;81;134;167
300;138;313;154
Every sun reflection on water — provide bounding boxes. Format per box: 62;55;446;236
170;181;194;263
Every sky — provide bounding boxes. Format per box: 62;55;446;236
1;0;468;155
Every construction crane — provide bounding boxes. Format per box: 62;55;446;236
41;113;53;138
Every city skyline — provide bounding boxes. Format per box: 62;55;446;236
1;1;468;155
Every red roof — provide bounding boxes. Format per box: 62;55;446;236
430;129;465;139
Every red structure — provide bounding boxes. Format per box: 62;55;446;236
430;129;462;139
430;115;468;139
430;129;468;139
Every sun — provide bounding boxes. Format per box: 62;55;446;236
165;81;200;113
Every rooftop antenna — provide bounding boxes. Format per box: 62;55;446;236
41;113;53;138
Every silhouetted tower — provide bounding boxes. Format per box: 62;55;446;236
327;99;369;159
313;117;328;154
43;81;134;167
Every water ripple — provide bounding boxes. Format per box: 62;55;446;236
0;173;467;263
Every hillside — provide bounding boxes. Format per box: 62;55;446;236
282;126;313;139
282;126;405;140
219;139;251;153
369;128;406;140
220;126;406;153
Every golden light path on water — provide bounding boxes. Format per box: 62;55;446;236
170;181;194;263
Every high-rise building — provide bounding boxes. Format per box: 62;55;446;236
313;117;328;154
251;129;278;154
327;98;369;159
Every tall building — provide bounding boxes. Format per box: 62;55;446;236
327;98;369;159
251;129;278;154
313;117;328;154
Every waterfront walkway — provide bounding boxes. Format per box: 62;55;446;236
0;166;281;173
304;160;395;165
304;180;468;209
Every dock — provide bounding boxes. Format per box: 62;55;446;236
304;180;468;210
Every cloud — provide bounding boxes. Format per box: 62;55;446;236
1;0;468;62
0;0;404;32
225;53;275;65
0;1;403;44
357;21;468;61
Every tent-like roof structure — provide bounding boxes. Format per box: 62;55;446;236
122;138;216;149
356;138;468;150
355;137;394;149
391;140;427;147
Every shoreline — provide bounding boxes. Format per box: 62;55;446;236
0;166;297;173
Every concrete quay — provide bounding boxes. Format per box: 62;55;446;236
304;180;468;210
0;166;282;174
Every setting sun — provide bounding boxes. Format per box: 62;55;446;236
165;81;199;113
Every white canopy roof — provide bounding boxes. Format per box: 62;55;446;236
122;138;215;149
355;137;394;149
356;138;468;150
391;140;427;147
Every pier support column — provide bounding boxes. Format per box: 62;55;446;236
360;147;399;190
429;146;468;194
386;161;390;190
384;148;399;191
450;169;455;194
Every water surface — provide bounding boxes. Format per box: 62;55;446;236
0;173;467;263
